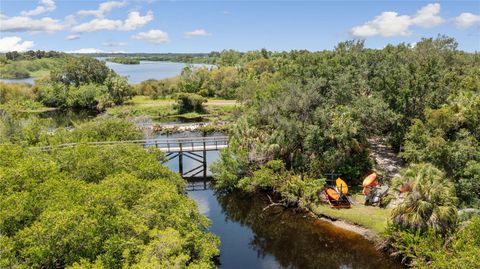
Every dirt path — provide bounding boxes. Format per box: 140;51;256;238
368;137;405;180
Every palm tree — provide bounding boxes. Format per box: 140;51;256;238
391;163;458;234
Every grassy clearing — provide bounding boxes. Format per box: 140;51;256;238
310;195;391;234
107;95;239;122
0;58;65;79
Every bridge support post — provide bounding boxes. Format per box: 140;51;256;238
178;152;183;176
203;141;207;179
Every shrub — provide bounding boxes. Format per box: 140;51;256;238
0;82;35;104
136;78;178;99
67;84;104;109
175;93;207;114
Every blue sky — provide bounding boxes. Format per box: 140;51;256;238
1;0;479;53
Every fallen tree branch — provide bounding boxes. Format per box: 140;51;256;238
262;194;285;212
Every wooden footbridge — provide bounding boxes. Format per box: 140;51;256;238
31;136;229;178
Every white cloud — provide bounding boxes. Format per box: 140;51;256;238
65;48;128;53
66;34;80;40
71;11;153;33
66;48;104;53
78;1;127;18
71;18;123;33
184;29;211;38
21;0;56;17
411;3;444;28
123;11;154;30
132;29;169;44
0;36;35;52
0;15;64;32
64;15;77;27
103;41;128;47
455;12;480;29
352;12;411;37
351;3;445;37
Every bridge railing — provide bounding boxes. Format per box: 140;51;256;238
30;136;229;152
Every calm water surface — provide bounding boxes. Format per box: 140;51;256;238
104;60;212;84
0;77;35;84
188;188;402;269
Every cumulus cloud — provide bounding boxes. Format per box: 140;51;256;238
66;48;105;53
78;1;127;18
66;34;80;40
71;11;153;33
123;11;154;30
410;3;444;27
184;29;211;38
71;18;123;33
20;0;56;17
351;3;445;37
0;15;64;32
132;29;169;44
352;12;411;37
64;15;77;27
455;12;480;29
0;36;35;52
66;48;127;53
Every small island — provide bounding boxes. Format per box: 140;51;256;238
105;57;140;64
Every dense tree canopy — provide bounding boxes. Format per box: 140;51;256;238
0;118;219;268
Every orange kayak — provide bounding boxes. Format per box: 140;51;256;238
362;186;370;196
326;187;340;201
363;173;377;187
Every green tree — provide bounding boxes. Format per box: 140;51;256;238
104;73;133;105
51;56;111;86
390;163;458;234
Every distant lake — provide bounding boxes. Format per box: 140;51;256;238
103;59;212;84
0;59;212;85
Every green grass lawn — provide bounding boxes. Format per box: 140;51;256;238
107;95;239;122
310;195;391;234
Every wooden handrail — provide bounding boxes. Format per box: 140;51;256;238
29;136;229;151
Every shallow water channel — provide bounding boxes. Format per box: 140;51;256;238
158;132;402;269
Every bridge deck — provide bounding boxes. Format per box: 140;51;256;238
30;136;229;153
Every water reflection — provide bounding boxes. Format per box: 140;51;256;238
37;109;99;127
189;189;402;269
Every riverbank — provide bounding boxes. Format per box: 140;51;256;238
308;201;391;241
